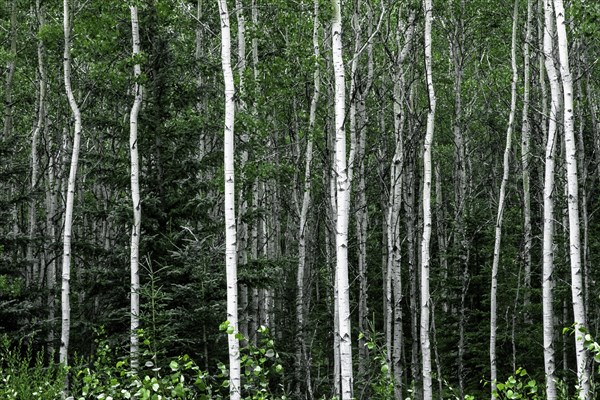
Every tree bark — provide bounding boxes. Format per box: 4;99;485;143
129;4;143;371
490;1;518;396
234;0;249;344
218;0;241;397
552;0;591;396
521;0;533;324
541;1;560;397
296;0;320;395
332;0;353;395
421;0;436;397
29;0;47;289
60;0;83;370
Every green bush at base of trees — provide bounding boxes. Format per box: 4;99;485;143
3;328;600;399
0;326;285;400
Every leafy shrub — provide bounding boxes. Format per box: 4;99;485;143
0;336;66;399
493;368;540;400
0;325;287;400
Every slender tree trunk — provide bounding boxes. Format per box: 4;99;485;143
129;4;143;371
296;0;320;395
405;102;421;400
234;0;250;344
447;1;468;392
327;133;341;397
542;1;560;397
388;12;416;398
421;0;436;397
552;0;590;396
490;1;518;396
35;0;54;354
521;0;532;323
575;51;590;326
218;0;241;397
29;0;47;289
248;0;260;346
332;0;353;394
348;0;370;382
3;0;17;142
60;0;83;370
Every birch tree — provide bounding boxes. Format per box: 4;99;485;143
541;0;560;396
553;0;591;396
218;0;241;397
129;3;143;371
332;0;353;396
445;0;469;393
29;0;47;290
387;8;416;398
421;0;436;397
296;0;320;394
490;1;518;396
521;0;532;322
235;0;249;342
60;0;83;368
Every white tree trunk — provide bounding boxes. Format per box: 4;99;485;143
542;0;560;397
60;0;83;369
296;0;320;394
421;0;436;398
388;12;415;397
521;0;532;323
29;0;48;288
129;4;143;371
332;0;353;396
552;0;590;397
218;0;241;397
490;1;518;396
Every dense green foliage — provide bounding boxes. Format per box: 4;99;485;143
1;0;600;398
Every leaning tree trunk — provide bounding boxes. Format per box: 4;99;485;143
60;0;83;370
490;1;518;396
296;0;320;395
217;0;241;398
421;0;436;397
552;0;591;397
542;0;560;397
129;4;143;371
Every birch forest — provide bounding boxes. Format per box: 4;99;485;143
2;0;600;399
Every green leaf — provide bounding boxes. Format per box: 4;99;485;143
169;360;179;371
219;321;230;331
